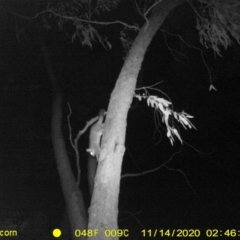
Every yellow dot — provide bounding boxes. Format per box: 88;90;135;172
53;228;62;238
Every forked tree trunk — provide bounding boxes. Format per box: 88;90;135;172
40;41;88;239
88;0;186;239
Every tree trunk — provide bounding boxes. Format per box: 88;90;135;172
40;42;88;239
88;0;186;239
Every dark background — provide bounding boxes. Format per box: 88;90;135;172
0;2;239;239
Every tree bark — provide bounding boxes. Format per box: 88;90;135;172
40;42;88;239
88;154;97;198
88;0;186;239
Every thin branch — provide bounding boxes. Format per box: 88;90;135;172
47;9;140;31
160;29;212;85
164;164;197;196
67;103;98;186
67;102;74;149
119;210;145;228
162;30;187;63
134;0;143;18
74;117;99;186
136;80;163;91
0;5;140;31
0;6;49;20
67;103;81;185
121;150;197;196
144;0;163;18
121;150;181;179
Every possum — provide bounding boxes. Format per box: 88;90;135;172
87;109;105;198
86;109;105;161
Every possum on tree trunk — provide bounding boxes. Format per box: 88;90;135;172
86;109;105;198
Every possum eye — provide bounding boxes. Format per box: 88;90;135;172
90;151;95;157
86;148;95;156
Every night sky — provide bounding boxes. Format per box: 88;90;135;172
0;1;240;239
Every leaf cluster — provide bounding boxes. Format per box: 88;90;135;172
196;0;240;56
135;92;195;146
46;0;121;47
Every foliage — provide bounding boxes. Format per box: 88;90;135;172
134;90;195;146
195;0;240;56
47;0;121;47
